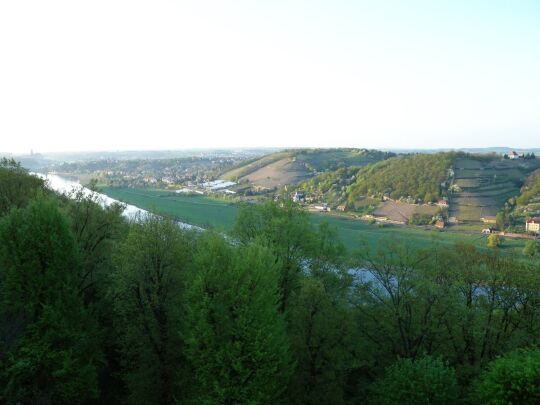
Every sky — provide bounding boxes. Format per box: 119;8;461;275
1;0;539;154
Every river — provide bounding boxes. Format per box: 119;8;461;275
36;173;197;229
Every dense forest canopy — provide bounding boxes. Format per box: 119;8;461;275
297;152;460;208
1;162;540;404
348;152;457;203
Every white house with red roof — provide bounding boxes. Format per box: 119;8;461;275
526;218;540;233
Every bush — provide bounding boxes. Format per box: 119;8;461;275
369;356;459;404
523;240;539;257
472;348;540;404
487;234;501;248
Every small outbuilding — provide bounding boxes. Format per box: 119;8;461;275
526;218;540;234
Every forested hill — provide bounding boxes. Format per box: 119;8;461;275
348;152;457;203
299;152;459;207
516;169;540;207
1;158;540;403
221;148;394;189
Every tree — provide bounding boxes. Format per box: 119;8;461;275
495;212;506;230
233;200;314;312
369;356;459;404
64;187;126;302
473;348;540;404
523;240;539;257
487;234;501;248
286;277;353;404
112;215;195;404
0;195;101;403
0;159;46;215
184;233;292;404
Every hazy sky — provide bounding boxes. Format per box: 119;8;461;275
1;1;539;153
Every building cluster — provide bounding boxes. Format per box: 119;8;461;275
51;157;244;189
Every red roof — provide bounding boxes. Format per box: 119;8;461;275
527;218;540;224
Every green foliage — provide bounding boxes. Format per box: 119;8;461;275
0;195;101;403
184;233;292;404
112;215;195;404
408;213;433;225
233;200;345;311
0;158;46;215
65;188;126;303
2;167;540;404
487;233;501;248
523;240;539;257
287;277;353;404
299;166;360;206
233;200;314;311
354;239;540;389
516;169;540;206
369;356;459;404
472;348;540;404
347;152;456;204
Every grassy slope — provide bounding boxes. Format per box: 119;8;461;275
101;187;528;254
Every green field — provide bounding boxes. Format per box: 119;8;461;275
102;187;530;255
309;213;527;253
102;188;239;230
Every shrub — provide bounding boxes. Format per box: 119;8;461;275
369;356;459;404
487;234;501;248
472;348;540;404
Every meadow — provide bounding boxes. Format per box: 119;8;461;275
102;187;529;254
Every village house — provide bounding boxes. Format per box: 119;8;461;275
482;228;494;235
526;218;540;234
435;219;445;229
508;151;524;160
336;204;347;212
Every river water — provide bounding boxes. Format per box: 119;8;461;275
37;173;197;229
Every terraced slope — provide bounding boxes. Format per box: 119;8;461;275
449;158;540;222
221;149;393;189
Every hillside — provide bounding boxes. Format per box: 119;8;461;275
298;152;540;225
448;157;540;222
300;152;456;207
509;169;540;224
347;153;457;204
221;149;393;190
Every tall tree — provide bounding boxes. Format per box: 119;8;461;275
112;215;195;404
286;277;353;404
0;195;101;404
184;233;292;404
233;200;346;312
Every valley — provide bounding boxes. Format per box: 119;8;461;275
35;148;540;247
